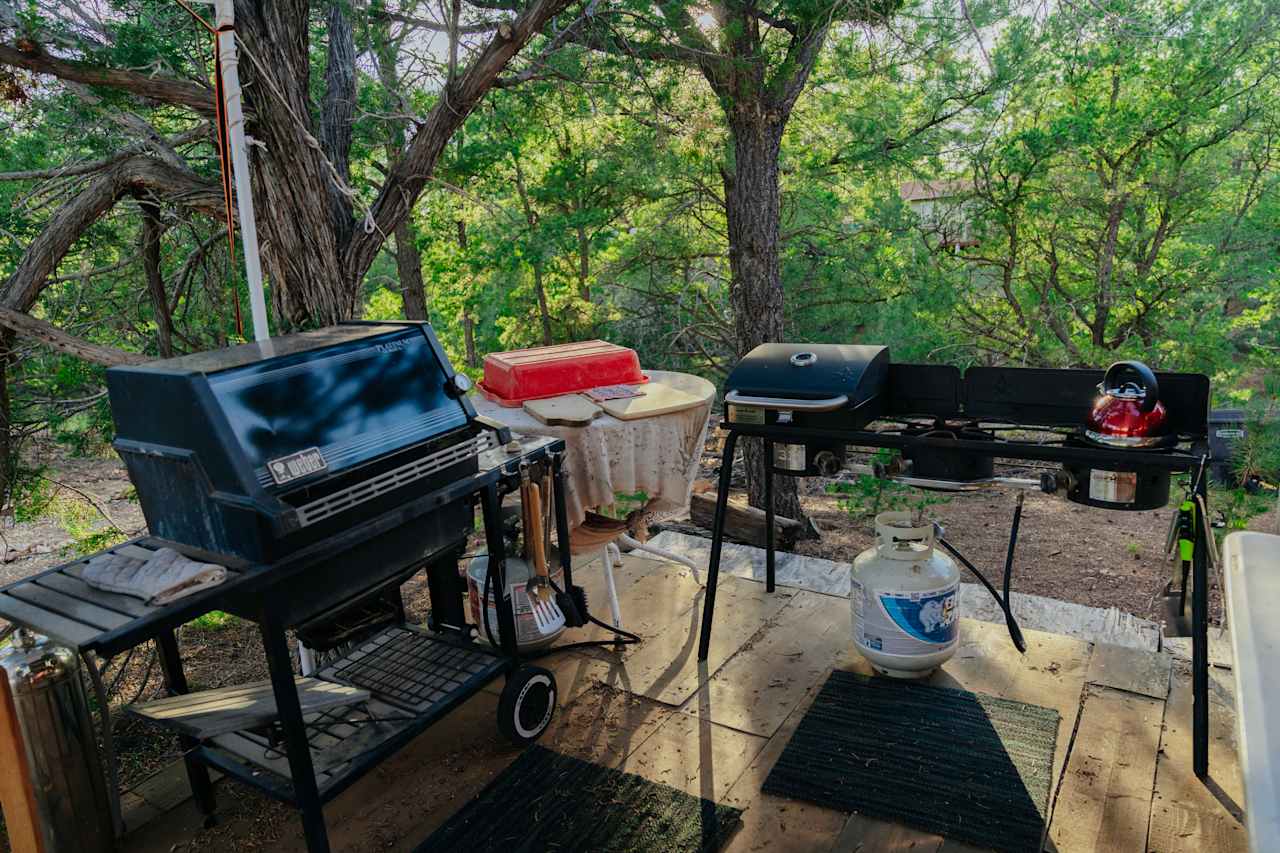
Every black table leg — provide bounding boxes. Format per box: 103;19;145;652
763;440;776;593
698;430;739;661
480;483;520;662
1192;479;1210;779
258;609;330;853
155;630;217;825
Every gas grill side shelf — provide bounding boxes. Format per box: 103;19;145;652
0;536;265;658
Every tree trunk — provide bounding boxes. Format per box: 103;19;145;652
532;261;553;345
723;114;807;527
395;221;429;320
140;200;175;357
463;313;478;367
0;331;12;510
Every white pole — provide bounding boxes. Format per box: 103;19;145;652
212;0;271;343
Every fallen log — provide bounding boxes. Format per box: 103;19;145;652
688;489;805;550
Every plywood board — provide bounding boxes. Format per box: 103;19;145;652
130;677;369;739
539;683;671;771
718;679;853;853
521;394;601;426
597;382;703;420
1147;662;1247;853
619;575;796;707
1086;642;1173;699
680;590;852;737
1048;686;1163;853
622;711;768;802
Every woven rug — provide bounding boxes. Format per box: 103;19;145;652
416;745;742;852
762;671;1059;853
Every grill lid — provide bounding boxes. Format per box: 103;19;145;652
725;343;888;408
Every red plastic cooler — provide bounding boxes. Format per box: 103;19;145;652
478;340;648;406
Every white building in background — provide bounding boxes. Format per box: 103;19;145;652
900;179;979;250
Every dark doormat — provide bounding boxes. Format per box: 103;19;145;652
416;745;743;852
762;671;1059;853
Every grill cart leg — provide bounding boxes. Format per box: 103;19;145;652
1192;478;1210;779
258;609;329;853
155;630;217;825
480;484;521;662
763;440;776;593
552;455;575;592
698;430;739;661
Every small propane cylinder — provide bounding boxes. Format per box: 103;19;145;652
467;555;566;650
851;512;960;678
0;629;114;852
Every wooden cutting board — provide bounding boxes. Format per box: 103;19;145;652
523;394;602;426
597;382;703;421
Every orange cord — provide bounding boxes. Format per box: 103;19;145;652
175;0;243;337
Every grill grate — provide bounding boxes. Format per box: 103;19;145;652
320;627;496;713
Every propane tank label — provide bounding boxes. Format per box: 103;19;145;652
852;579;958;655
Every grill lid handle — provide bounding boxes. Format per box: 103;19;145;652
724;390;849;412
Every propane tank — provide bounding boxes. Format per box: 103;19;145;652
851;512;960;678
0;629;114;852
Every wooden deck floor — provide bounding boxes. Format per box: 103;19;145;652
124;554;1248;853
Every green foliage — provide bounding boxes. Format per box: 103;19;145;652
185;610;240;632
10;465;55;523
826;452;952;519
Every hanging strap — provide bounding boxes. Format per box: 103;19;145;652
175;0;243;337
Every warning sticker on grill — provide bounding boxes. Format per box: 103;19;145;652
267;447;328;485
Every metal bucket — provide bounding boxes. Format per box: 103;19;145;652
467;556;565;650
1;629;113;852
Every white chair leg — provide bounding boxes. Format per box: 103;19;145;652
601;545;623;629
617;534;702;586
297;641;316;676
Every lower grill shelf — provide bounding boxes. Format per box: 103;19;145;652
195;625;506;804
320;626;497;712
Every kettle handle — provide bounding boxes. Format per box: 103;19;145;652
1102;361;1160;412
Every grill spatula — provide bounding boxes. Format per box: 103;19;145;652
526;482;565;636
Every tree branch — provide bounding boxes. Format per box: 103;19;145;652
0;43;216;114
345;0;580;284
0;307;144;366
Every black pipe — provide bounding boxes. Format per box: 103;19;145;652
939;498;1027;654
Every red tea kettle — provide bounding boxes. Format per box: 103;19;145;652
1084;361;1173;448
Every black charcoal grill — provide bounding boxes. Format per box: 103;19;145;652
107;321;483;564
705;341;1221;782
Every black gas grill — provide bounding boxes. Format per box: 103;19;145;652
107;322;483;564
703;341;1220;782
84;321;585;853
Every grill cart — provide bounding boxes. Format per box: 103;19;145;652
0;321;587;853
699;344;1220;779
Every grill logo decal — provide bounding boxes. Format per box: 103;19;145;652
267;447;328;485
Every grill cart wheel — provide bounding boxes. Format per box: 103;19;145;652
498;665;557;745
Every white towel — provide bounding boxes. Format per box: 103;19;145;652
83;547;227;606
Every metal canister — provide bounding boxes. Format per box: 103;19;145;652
1;629;113;852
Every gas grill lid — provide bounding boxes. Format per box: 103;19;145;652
725;343;889;411
108;322;474;495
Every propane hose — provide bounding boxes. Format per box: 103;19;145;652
938;493;1027;654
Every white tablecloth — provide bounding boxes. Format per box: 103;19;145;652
472;370;715;530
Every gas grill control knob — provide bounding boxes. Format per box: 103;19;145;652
451;373;473;395
813;450;842;477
